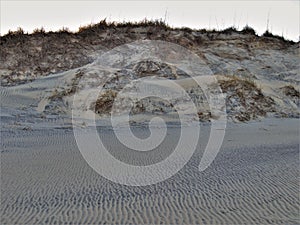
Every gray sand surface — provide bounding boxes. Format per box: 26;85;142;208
1;118;299;224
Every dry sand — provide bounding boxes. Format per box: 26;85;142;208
1;116;299;224
1;25;299;224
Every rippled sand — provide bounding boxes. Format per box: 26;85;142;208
1;118;299;224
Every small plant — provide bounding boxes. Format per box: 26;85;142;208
33;27;46;34
91;90;117;115
240;25;256;35
262;30;294;43
220;26;238;35
58;27;71;34
280;85;300;106
78;18;170;35
4;27;25;37
217;75;275;121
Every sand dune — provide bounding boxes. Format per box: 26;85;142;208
1;24;299;224
0;58;299;225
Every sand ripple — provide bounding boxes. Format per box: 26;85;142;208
1;119;299;224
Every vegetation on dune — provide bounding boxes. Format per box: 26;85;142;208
280;85;300;98
218;75;275;121
1;19;296;87
91;90;118;115
240;25;256;35
262;30;294;44
1;20;298;122
280;85;300;106
48;70;84;100
1;19;296;44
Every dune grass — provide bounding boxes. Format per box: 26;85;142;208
1;19;296;44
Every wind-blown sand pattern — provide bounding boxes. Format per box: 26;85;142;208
1;116;299;224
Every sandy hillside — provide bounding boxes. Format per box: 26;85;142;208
0;22;299;224
1;21;299;122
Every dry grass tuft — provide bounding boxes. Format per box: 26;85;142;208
218;75;275;121
78;19;169;36
91;90;117;115
280;85;300;106
240;25;256;35
280;85;300;98
48;70;84;100
262;30;294;44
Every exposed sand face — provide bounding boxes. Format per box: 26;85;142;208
1;36;299;125
1;29;299;224
1;118;299;224
0;55;299;224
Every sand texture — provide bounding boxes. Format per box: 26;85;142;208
1;117;299;224
1;24;299;224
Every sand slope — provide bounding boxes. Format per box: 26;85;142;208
1;24;299;224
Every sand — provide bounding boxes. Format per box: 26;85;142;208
1;25;299;224
1;117;299;224
0;60;299;224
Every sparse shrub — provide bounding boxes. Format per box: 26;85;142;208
91;90;117;115
12;27;24;35
221;26;238;35
177;27;193;33
218;75;275;121
3;27;25;37
78;19;170;35
78;19;114;35
262;30;294;43
241;25;256;35
58;27;71;34
280;85;300;106
1;27;26;43
33;27;46;34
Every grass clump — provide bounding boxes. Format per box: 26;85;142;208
6;27;25;36
32;27;46;34
280;85;300;98
220;26;238;35
240;25;256;35
91;90;117;115
218;75;275;121
262;30;294;44
280;85;300;106
78;19;170;35
48;70;84;100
